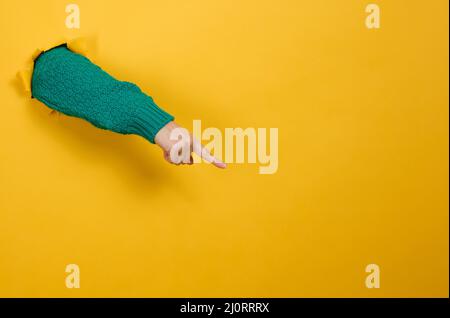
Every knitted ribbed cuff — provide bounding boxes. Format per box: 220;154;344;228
129;102;174;144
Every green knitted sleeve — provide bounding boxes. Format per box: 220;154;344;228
31;45;174;143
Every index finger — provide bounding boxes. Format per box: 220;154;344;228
192;138;227;169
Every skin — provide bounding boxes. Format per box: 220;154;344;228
154;121;226;169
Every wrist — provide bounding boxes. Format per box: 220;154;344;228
155;121;180;152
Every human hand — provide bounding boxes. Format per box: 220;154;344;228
154;121;226;169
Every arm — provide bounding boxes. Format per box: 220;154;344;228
31;45;225;168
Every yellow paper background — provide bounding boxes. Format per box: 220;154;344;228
0;0;448;297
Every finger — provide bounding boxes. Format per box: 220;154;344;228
163;150;180;165
163;150;171;163
168;139;191;165
192;138;227;169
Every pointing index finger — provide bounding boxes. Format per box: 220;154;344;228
192;138;227;169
